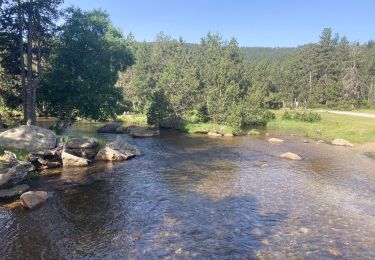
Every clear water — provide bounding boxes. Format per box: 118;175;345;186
1;124;375;259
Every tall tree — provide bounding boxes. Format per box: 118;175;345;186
39;8;134;131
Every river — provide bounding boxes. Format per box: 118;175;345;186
1;123;375;259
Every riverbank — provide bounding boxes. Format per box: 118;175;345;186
267;109;375;144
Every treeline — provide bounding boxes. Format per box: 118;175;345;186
248;28;375;109
119;28;375;129
118;33;274;129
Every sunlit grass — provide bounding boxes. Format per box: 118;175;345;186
267;109;375;143
182;123;235;134
116;113;148;126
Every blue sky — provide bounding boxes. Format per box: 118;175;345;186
63;0;374;47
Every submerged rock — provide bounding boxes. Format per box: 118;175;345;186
20;191;48;209
268;137;284;143
128;126;160;137
0;184;29;199
61;151;90;167
0;125;57;152
280;152;302;160
331;138;353;147
95;136;140;161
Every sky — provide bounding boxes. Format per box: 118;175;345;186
63;0;375;47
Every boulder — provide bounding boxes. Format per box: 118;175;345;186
95;147;136;161
207;132;223;137
331;138;353;147
20;191;48;209
128;126;160;137
0;125;57;152
280;152;302;160
61;151;90;167
95;136;140;161
0;184;29;200
223;133;234;137
268;138;284;143
97;122;122;133
0;162;34;189
65;138;99;159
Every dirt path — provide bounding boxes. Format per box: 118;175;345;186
316;110;375;119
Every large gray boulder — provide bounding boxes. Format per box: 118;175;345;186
0;161;34;189
0;184;29;200
0;125;57;152
95;136;140;161
65;138;99;159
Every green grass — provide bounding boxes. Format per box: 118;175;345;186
182;122;235;134
248;129;260;135
267;110;375;144
0;147;29;161
116;113;148;126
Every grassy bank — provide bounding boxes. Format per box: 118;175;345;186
117;114;148;126
267;110;375;144
182;122;235;134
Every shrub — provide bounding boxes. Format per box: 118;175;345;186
282;111;292;120
300;111;321;122
282;111;321;122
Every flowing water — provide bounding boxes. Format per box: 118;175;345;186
1;123;375;259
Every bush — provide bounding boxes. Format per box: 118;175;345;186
282;111;292;120
282;111;321;122
300;111;321;122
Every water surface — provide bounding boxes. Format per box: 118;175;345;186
1;124;375;259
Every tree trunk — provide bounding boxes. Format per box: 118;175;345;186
26;4;36;125
17;0;27;124
0;113;3;129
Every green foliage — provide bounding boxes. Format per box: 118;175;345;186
282;111;321;122
248;129;260;135
182;122;235;134
117;113;147;125
282;111;292;120
39;8;134;124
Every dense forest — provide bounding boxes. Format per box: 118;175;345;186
1;0;375;131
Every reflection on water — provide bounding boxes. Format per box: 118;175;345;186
1;124;375;259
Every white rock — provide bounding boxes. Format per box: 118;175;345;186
280;152;302;160
331;138;353;147
20;191;48;209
